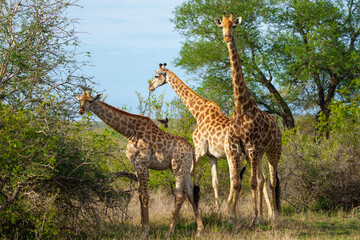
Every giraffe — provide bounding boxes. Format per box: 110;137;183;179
214;12;282;227
76;89;203;237
149;63;245;224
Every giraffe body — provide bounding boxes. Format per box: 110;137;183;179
77;89;203;237
215;13;282;226
149;65;245;223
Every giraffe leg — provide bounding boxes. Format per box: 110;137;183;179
225;140;243;225
268;163;280;219
166;174;186;238
262;173;274;218
209;156;220;211
249;155;259;228
256;156;265;223
266;148;281;220
137;168;150;237
185;174;204;237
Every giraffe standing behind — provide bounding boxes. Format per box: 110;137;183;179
149;64;245;224
77;89;203;237
215;13;282;227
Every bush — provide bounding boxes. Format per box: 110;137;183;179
280;97;360;211
0;105;135;238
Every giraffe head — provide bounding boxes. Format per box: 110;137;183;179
214;12;242;43
76;88;102;115
148;63;168;91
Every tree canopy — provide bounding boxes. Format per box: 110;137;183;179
171;0;360;129
0;0;92;112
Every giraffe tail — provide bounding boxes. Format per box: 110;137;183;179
275;170;281;213
190;151;200;208
240;163;247;181
193;185;200;208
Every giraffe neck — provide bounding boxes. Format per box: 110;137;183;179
167;70;207;120
227;37;259;118
90;101;138;139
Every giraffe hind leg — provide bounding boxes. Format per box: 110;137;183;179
262;172;274;218
136;168;150;237
185;174;204;236
209;156;220;211
267;154;281;219
166;178;186;238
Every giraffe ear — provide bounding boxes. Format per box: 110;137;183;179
93;94;102;102
234;17;242;27
214;17;222;27
76;95;81;101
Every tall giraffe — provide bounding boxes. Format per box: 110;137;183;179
149;63;245;224
215;13;282;226
77;89;203;237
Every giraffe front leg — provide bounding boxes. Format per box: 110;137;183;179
228;158;242;225
249;156;259;228
224;141;243;225
137;168;150;237
256;160;265;224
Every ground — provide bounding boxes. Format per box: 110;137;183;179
98;190;360;239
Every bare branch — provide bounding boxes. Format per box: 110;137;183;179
0;185;21;211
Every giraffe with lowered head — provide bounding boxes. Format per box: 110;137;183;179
77;89;203;237
149;63;245;224
214;12;282;227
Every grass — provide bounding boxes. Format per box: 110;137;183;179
100;190;360;239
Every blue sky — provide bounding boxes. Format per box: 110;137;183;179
69;0;186;113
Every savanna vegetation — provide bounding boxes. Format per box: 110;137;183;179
1;0;360;239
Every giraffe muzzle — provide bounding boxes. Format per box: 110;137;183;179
224;36;231;43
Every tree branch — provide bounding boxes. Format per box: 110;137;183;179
108;171;138;183
0;185;21;211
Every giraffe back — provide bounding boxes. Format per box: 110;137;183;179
126;117;194;171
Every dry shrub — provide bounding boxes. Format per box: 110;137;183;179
280;125;360;211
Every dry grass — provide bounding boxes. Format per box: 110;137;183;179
101;190;360;239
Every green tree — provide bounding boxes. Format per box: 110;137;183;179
271;0;360;125
172;0;295;128
172;0;360;129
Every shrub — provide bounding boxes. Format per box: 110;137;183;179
280;96;360;211
0;105;134;238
